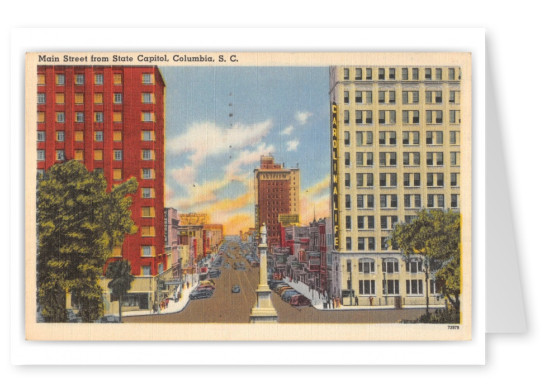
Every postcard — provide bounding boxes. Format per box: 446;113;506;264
25;51;472;341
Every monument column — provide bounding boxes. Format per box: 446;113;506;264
250;223;278;323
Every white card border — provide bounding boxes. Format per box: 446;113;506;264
10;27;485;365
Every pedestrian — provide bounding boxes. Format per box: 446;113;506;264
355;296;359;306
369;296;374;306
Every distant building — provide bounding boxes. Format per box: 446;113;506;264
254;155;300;249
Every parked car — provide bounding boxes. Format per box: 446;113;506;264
190;290;214;300
276;285;293;295
196;284;215;291
281;290;300;302
96;315;121;323
200;280;216;288
232;285;241;293
290;295;311;307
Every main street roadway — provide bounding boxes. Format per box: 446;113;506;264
124;241;429;324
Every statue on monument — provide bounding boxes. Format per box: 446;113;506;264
260;223;267;245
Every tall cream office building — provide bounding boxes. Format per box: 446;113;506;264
329;65;461;307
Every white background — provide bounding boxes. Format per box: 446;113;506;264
2;1;548;389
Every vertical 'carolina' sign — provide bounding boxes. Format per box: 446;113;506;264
331;102;339;250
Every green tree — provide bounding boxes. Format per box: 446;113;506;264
37;160;137;322
435;257;461;311
389;209;460;315
105;259;135;322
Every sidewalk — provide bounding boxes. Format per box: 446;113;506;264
122;275;200;318
281;277;446;311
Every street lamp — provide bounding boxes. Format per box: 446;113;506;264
383;268;388;306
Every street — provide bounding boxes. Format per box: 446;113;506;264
124;241;430;324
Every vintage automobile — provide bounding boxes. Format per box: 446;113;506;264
231;285;241;293
281;290;300;302
290;295;311;307
190;289;214;300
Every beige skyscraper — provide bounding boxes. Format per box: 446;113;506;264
329;65;461;307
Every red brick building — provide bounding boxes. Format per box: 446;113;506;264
254;156;300;249
36;65;166;276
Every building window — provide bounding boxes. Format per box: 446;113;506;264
449;90;459;104
113;131;122;142
412;68;419;80
141;206;155;218
402;67;408;80
345;194;351;209
94;112;103;123
142;130;154;141
113;93;123;104
56;112;65;123
94;150;103;161
406;279;424;295
37;93;45;104
142;226;156;237
142;168;154;179
346;237;352;251
142;150;154;160
367;237;375;251
142;73;154;84
354;91;362;104
403;131;419;145
378;68;385;80
426;172;444;186
435;68;442;80
355;68;362;80
383;279;400;295
343;90;349;104
113;112;122;123
141;266;151;276
451;194;459;208
344;173;350;187
450;131;459;145
74;131;83;142
406;259;423;273
94;74;104;85
426;131;444;145
404;194;422;209
113;150;122;161
142;188;154;198
383;258;399;273
55;150;65;161
425;68;432;80
37;150;45;161
344;131;350;145
56;131;64;142
448;68;455;80
402;110;419;124
37;131;45;142
365;68;372;80
389;68;396;80
141;245;154;257
451;173;459;187
450;110;461;124
75;74;84;85
355;110;363;124
344;110;349;125
357;237;365;250
75;112;84;123
359;280;376;295
343;68;349;80
451;152;460;166
95;131;104;142
37;74;45;85
113;168;122;180
142;93;154;104
55;74;65;85
93;93;103;105
75;93;84;105
113;73;122;85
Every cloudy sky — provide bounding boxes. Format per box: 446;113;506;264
161;66;330;235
